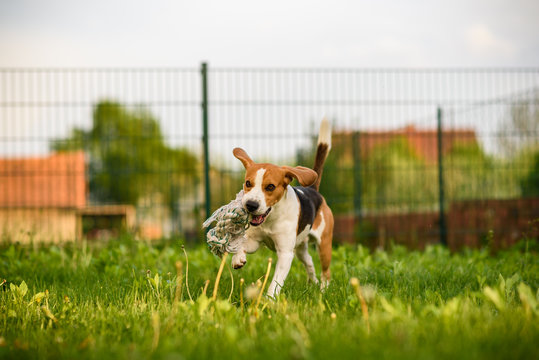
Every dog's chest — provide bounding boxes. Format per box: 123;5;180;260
247;218;294;251
247;207;314;252
245;186;303;251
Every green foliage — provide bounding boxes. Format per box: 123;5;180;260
314;133;354;214
0;238;538;359
520;150;539;197
498;96;539;197
361;137;437;211
307;132;538;215
445;141;496;201
51;101;198;209
317;135;439;214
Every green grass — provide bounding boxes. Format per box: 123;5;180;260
1;237;538;360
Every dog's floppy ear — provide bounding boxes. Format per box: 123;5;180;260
282;166;318;186
233;148;255;169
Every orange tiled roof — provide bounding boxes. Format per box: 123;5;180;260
335;125;478;163
0;152;86;208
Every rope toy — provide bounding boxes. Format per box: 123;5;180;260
202;190;250;257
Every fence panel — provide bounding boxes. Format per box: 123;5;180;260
1;67;538;248
0;68;202;241
207;68;539;249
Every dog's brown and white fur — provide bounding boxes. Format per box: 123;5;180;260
231;119;334;297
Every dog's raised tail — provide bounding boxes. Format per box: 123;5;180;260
311;117;332;191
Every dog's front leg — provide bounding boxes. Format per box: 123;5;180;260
266;250;294;298
231;236;260;269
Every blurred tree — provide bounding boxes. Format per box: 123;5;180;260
445;141;494;201
51;101;198;211
307;133;434;214
520;151;539;197
299;128;531;214
361;137;437;212
498;95;539;197
499;96;539;157
312;132;353;214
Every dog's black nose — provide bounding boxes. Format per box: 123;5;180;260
245;200;259;213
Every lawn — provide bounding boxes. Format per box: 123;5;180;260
1;237;538;360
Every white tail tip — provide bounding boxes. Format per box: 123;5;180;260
317;117;332;149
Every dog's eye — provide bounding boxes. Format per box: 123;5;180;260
265;184;276;191
245;180;252;188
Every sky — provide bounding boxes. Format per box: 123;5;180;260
0;0;538;161
1;0;538;67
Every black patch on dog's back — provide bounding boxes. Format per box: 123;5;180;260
293;186;323;235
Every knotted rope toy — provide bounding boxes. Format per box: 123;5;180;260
202;190;250;257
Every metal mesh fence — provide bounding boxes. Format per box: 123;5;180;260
1;66;538;248
0;68;202;240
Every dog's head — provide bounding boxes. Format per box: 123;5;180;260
233;148;317;226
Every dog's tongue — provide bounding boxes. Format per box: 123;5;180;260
249;208;271;226
251;214;265;225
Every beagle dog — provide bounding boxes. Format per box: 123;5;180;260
231;119;334;297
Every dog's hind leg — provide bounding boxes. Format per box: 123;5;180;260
295;241;319;284
319;242;331;290
316;203;334;290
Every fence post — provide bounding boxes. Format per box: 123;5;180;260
437;107;448;246
201;62;211;222
353;131;362;238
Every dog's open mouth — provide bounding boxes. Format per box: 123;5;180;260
249;208;271;226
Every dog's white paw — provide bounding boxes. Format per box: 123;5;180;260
320;278;330;292
231;252;247;269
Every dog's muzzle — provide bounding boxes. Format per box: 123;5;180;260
245;200;259;213
249;207;271;226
